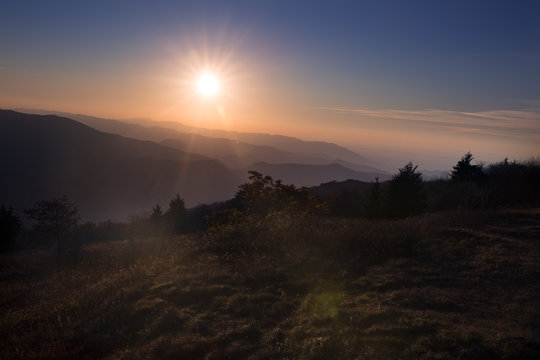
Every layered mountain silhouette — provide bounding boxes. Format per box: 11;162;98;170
0;110;241;220
16;109;387;172
124;117;385;169
3;109;389;219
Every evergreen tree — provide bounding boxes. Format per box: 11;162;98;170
450;152;484;183
150;203;164;222
149;203;165;235
166;195;187;234
386;162;426;218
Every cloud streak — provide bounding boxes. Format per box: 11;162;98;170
318;107;540;140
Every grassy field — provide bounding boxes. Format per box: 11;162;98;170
1;209;539;359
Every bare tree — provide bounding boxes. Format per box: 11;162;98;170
24;196;79;256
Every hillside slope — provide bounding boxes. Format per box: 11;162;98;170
0;110;241;219
1;209;538;359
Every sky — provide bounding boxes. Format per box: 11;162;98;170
1;0;539;169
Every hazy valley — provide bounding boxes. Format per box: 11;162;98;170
2;109;389;220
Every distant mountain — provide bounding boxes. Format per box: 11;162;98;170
330;158;390;174
126;117;379;167
159;138;294;169
16;109;387;172
244;162;389;187
47;111;305;168
421;169;449;180
0;110;242;220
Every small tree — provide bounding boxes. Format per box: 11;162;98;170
166;194;187;234
150;203;164;222
24;196;79;255
364;177;384;219
234;171;275;215
386;162;426;218
450;152;484;183
0;205;22;251
234;171;324;217
150;203;165;235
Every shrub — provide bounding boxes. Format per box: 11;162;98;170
204;172;327;260
363;177;384;219
0;205;22;251
484;158;540;208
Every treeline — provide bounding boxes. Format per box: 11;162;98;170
325;153;540;219
1;153;539;253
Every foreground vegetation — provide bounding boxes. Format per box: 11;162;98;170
1;208;540;359
1;154;539;358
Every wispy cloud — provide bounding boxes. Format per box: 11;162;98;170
318;107;540;140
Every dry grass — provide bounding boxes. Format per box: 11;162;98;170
1;209;539;359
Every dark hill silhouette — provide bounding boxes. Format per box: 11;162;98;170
309;179;374;196
16;109;387;172
0;110;241;220
244;162;389;187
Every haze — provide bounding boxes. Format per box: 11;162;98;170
1;0;539;170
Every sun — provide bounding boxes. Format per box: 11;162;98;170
197;73;219;97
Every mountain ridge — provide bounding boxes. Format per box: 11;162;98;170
15;108;387;172
0;110;242;220
2;109;391;220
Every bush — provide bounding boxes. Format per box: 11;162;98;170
0;205;22;251
484;158;540;208
363;177;384;219
203;172;327;261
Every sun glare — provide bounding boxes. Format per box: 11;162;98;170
197;73;219;97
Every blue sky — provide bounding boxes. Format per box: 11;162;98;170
1;0;539;167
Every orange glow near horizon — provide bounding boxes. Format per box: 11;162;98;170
1;36;538;167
